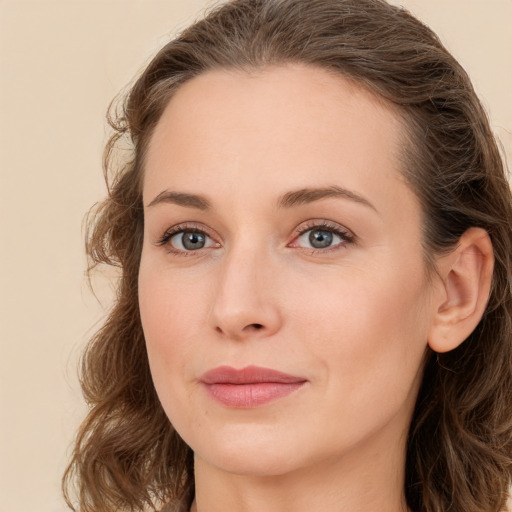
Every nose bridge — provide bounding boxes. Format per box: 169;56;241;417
210;235;281;340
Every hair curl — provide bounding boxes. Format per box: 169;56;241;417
63;1;512;511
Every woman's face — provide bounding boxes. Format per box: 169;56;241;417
139;65;435;477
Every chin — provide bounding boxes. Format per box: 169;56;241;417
199;447;307;478
189;422;315;477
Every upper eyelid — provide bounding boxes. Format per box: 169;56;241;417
293;219;355;238
156;223;217;246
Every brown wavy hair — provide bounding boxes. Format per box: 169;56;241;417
63;0;512;511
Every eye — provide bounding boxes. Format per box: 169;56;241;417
157;225;219;253
171;231;213;251
299;229;339;249
290;221;355;252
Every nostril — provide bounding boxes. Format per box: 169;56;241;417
215;323;263;336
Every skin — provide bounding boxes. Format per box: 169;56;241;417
138;64;492;512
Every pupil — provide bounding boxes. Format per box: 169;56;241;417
309;230;332;249
183;232;205;250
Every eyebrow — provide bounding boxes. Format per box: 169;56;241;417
146;185;377;213
147;191;212;210
277;185;377;212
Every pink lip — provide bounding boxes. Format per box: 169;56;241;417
199;365;308;408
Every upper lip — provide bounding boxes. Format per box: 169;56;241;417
200;365;307;384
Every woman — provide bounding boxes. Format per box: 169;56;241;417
63;0;512;511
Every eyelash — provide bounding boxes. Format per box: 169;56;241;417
292;220;356;254
156;223;217;256
156;220;355;256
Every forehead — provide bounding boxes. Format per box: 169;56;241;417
143;64;414;218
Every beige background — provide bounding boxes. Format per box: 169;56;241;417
1;1;510;511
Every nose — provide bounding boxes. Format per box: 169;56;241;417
209;245;282;341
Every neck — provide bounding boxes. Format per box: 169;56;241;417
191;426;411;512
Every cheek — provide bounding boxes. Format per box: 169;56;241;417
292;260;428;338
289;263;430;405
138;263;210;399
139;254;212;337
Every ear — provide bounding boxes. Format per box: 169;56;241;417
428;227;494;353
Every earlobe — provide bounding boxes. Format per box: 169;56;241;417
428;228;494;353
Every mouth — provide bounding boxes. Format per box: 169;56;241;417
199;365;308;408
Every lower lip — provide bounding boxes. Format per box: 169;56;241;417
203;382;306;408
